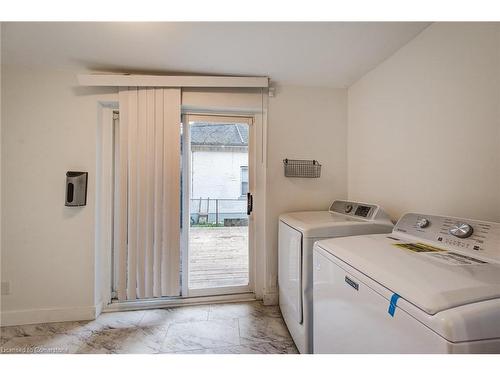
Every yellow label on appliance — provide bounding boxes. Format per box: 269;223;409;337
393;242;446;253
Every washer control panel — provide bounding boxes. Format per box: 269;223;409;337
393;213;500;261
449;222;474;238
416;218;430;229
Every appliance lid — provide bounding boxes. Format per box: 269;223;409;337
279;211;367;237
315;234;500;315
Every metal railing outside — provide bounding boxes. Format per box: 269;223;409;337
190;198;248;226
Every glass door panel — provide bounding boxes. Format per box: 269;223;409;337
181;115;253;296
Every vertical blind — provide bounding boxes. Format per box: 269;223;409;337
115;87;181;300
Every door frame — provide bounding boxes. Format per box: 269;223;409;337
181;113;256;297
96;102;119;313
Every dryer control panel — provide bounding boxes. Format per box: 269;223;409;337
394;213;500;261
329;200;377;219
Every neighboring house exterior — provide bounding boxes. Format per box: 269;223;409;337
189;122;249;224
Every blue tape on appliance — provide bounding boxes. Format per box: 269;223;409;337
388;293;400;317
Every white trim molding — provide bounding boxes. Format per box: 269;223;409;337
78;74;269;88
262;291;279;306
0;305;100;327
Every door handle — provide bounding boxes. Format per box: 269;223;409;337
247;192;253;215
345;276;359;291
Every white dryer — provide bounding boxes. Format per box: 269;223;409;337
278;200;393;353
313;213;500;353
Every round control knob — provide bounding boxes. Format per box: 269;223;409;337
449;222;474;238
345;204;353;213
416;218;430;228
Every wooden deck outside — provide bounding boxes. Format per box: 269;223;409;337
188;226;249;289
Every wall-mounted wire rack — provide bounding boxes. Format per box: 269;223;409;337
283;159;322;178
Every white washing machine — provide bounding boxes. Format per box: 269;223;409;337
278;200;393;353
313;212;500;353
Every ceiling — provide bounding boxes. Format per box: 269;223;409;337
1;22;430;87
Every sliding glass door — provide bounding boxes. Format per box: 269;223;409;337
110;109;255;301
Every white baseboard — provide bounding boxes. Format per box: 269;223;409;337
95;300;104;317
263;291;279;306
0;305;99;327
0;294;258;326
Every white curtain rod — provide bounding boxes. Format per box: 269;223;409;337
77;74;269;88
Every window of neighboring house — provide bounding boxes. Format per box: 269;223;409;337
240;166;249;197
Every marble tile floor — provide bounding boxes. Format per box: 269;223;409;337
0;301;298;354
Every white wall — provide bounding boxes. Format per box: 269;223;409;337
266;86;348;297
348;22;500;222
1;64;117;324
